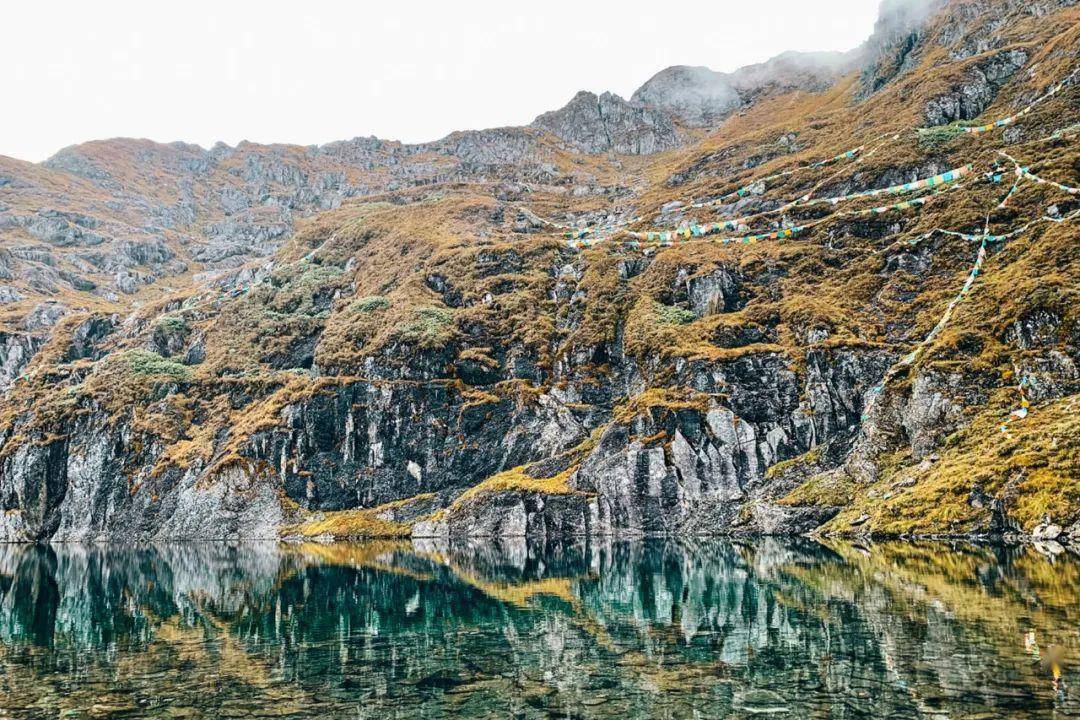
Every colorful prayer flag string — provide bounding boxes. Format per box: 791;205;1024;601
1017;167;1080;195
809;164;973;207
574;223;806;250
861;209;1080;420
959;67;1078;134
862;239;987;419
997;151;1080;206
573;164;973;251
682;142;873;211
538;66;1078;247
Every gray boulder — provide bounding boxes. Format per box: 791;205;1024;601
0;285;25;305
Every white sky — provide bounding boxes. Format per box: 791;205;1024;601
1;0;881;163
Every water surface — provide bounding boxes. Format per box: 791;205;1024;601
0;538;1076;718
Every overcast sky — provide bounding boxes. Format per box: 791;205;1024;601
1;0;881;163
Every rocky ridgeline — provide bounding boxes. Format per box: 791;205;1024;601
0;0;963;323
0;0;1078;543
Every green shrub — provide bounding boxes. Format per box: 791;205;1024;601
655;302;696;325
153;315;188;334
291;264;344;288
105;349;192;382
350;296;391;313
397;306;456;347
917;123;969;148
266;265;346;316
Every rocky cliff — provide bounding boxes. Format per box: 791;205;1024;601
0;0;1078;543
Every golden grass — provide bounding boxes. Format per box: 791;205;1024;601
281;493;438;539
823;393;1079;534
611;387;711;424
779;471;856;508
452;465;578;504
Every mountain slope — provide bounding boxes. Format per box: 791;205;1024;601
0;0;1077;542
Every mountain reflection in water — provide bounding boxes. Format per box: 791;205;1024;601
0;538;1076;719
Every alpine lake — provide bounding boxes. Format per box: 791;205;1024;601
0;538;1076;719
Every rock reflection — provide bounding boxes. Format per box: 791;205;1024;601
0;538;1076;718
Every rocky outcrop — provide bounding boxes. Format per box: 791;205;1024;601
413;491;595;540
633;51;856;127
632;66;743;127
531;91;682;155
922;49;1029;126
570;350;890;536
0;412;283;542
0;321;898;542
0;338;593;541
0;332;40;389
260;374;586;511
535;48;859;151
13;209;108;247
856;0;945;96
413;345;893;540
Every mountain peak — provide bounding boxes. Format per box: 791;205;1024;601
632;50;859;127
530;90;681;155
631;65;742;126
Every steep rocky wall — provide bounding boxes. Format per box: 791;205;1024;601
0;337;891;541
0;414;283;542
416;347;892;539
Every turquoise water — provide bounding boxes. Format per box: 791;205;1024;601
0;538;1076;718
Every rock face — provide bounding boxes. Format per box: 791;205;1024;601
531;91;682;155
0;415;282;542
632;66;743;127
577;352;888;536
856;0;945;96
0;333;40;389
922;49;1029;125
0;339;591;541
0;287;898;542
411;346;891;540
